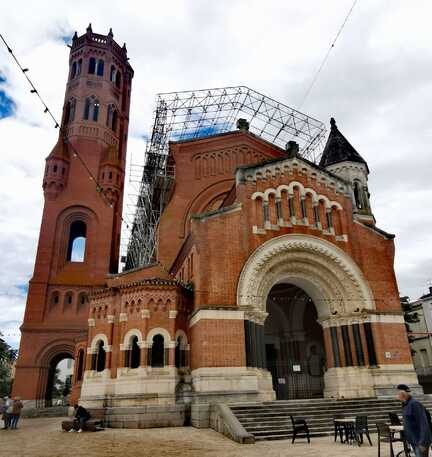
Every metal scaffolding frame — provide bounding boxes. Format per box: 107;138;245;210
121;86;327;271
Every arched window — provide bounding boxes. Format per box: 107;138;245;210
70;62;77;79
110;65;116;82
96;59;104;76
67;220;86;262
95;341;106;372
64;98;76;124
353;181;363;209
77;292;87;311
106;104;118;131
112;110;118;132
76;349;84;382
130;336;140;369
51;291;60;307
88;57;96;74
76;59;82;76
83;96;100;122
115;71;121;88
64;291;74;308
151;335;165;367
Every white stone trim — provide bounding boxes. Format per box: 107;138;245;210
365;314;405;324
141;309;150;319
189;309;244;328
237;233;376;320
321;313;405;328
119;313;128;322
88;318;95;327
122;328;144;348
90;333;109;351
107;314;115;324
169;310;178;319
146;327;172;344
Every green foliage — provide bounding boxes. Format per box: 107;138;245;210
0;334;17;397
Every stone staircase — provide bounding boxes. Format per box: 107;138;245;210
229;396;432;441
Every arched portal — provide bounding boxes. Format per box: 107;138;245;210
265;283;325;399
238;234;378;399
45;353;74;407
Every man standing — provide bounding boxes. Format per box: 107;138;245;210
398;384;432;457
1;396;12;430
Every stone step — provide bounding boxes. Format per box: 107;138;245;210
228;397;426;442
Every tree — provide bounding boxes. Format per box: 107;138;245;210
0;333;17;397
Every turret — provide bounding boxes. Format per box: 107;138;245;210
43;138;70;199
320;118;374;225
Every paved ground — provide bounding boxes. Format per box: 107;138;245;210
0;417;403;457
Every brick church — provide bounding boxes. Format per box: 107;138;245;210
13;26;419;428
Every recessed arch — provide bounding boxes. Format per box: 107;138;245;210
146;327;172;344
123;328;144;347
237;234;375;321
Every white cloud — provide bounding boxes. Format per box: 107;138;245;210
1;0;431;347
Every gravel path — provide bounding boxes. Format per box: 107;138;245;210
0;417;403;457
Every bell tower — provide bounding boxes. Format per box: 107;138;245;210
13;25;134;407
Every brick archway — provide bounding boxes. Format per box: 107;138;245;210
237;234;381;399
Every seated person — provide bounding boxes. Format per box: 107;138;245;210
70;404;91;433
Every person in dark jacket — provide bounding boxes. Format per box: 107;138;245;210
398;384;432;457
70;404;90;433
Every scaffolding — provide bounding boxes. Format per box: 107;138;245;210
122;86;327;271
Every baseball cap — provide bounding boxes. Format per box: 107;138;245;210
397;384;411;392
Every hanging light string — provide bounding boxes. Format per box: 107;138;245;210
298;0;358;109
0;32;189;289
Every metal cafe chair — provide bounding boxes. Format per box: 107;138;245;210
389;412;402;426
376;421;411;457
354;415;373;446
290;415;311;444
334;415;346;443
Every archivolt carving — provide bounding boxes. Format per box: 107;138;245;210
237;234;375;319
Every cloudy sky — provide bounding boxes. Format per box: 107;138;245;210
1;0;431;348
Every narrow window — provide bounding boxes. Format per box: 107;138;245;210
96;59;104;77
76;350;84;382
175;337;181;368
110;65;116;82
109;171;112;180
77;59;82;76
70;62;77;79
115;71;121;88
93;99;99;121
106;104;113;126
84;97;91;120
96;341;106;372
67;220;87;262
130;336;140;369
354;182;363;209
112;109;118;131
151;335;164;367
53;165;58;173
88;57;96;74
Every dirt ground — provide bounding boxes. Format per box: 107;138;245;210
0;417;405;457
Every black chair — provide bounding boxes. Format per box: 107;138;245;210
334;415;345;443
290;415;310;443
354;415;372;446
377;422;396;457
376;421;411;457
389;412;402;426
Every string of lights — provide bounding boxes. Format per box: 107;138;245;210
0;32;189;290
298;0;358;109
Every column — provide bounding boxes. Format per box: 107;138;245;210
330;327;341;367
352;324;365;366
341;325;353;366
363;322;378;366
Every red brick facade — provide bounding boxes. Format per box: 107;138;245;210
13;30;418;408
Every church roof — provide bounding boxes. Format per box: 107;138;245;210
319;118;368;171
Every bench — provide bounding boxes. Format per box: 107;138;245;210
61;408;105;432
